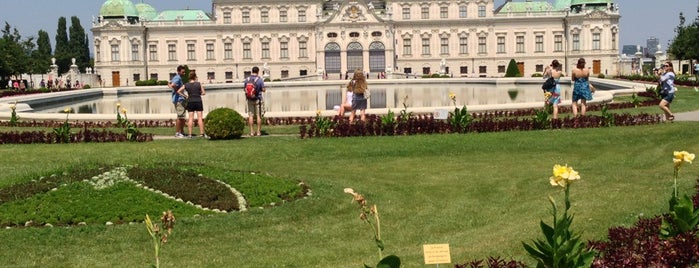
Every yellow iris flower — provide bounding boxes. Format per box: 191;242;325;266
550;164;580;188
673;151;695;167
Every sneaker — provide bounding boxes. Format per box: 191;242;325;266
175;132;185;138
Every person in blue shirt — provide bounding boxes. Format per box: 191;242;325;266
169;65;187;138
244;66;266;136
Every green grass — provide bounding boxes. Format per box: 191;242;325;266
0;86;697;266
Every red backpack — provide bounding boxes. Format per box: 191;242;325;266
244;77;259;100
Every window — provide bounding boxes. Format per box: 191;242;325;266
96;44;101;62
149;44;157;61
535;35;544;52
554;35;563;52
440;6;448;18
459;5;467;18
371;31;382;37
168;44;176;61
298;9;306;22
261;9;269;23
133;74;140;82
206;43;214;60
478;6;486;17
224;42;232;59
111;44;120;61
242;10;250;23
404;67;412;74
280;9;288;22
131;44;139;61
479;66;487;73
535;64;544;72
349;32;360;38
459;37;468;54
478;37;486;53
611;32;617;50
592;33;600;50
440;37;449;54
280;41;289;59
421;38;430;55
403;38;411;55
225;71;233;80
223;11;231;24
207;72;215;81
327;32;338;38
402;7;410;19
300;69;307;76
281;70;289;78
243;42;251;59
460;66;468;74
299;41;307;58
497;36;505;53
421;6;429;19
422;67;431;75
261;41;270;59
498;65;506;73
572;34;580;51
187;43;196;60
516;36;524;53
150;73;158;80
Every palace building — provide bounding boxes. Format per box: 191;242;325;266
92;0;619;87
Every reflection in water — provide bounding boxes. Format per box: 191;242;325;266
32;83;572;114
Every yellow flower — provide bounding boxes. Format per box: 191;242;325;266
63;107;72;113
316;110;321;117
674;151;695;167
9;103;16;110
449;92;456;101
121;108;127;114
550;164;580;188
544;92;552;99
116;103;121;108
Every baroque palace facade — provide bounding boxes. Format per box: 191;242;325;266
93;0;619;87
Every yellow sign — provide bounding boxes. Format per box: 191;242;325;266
423;244;451;265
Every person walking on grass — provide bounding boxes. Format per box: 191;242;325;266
169;65;187;138
571;58;594;116
244;66;266;136
178;72;206;138
656;61;676;121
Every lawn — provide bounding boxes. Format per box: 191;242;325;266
0;85;697;267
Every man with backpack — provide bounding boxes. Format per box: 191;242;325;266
244;66;266;136
169;65;187;138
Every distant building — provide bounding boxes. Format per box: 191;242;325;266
621;45;638;56
646;37;659;57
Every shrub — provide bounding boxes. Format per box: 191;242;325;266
157;80;169;86
204;107;245;140
431;73;441;78
598;73;606;79
531;73;543;77
505;59;521;77
82;84;91;89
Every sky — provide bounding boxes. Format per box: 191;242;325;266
0;0;697;51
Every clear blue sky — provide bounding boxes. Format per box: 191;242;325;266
1;0;697;51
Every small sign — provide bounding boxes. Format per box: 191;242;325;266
423;244;451;265
434;109;449;120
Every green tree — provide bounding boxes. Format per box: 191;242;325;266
505;59;521;77
31;30;52;75
668;9;699;64
54;17;70;74
1;22;31;81
68;16;89;72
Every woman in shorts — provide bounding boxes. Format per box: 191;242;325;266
179;72;206;137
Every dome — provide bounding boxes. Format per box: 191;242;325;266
570;0;613;6
99;0;139;18
135;2;158;20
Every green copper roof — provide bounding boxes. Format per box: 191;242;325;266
570;0;613;6
152;10;211;21
497;1;555;13
135;2;158;20
100;0;139;18
553;0;572;10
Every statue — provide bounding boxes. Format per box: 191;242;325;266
440;58;446;74
51;58;56;65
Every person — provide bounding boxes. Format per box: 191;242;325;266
571;58;594;116
349;69;368;122
244;66;266;136
169;65;187;138
40;79;45;88
337;84;353;117
12;80;18;90
543;59;564;119
178;72;206;137
656;61;676;121
694;60;699;81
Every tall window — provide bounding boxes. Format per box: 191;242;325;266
402;7;410;19
261;9;269;23
282;70;289;78
611;32;617;50
440;37;449;54
440;6;448;18
149;44;157;61
421;38;430;55
572;34;580;51
459;5;467;18
497;36;505;53
478;6;486;17
516;36;524;53
479;66;487;74
168;44;176;61
223;11;231;24
592;33;600;50
187;43;196;60
224;42;232;59
242;10;250;23
421;6;429;19
111;44;120;61
207;72;215;81
261;41;270;59
96;44;101;62
554;35;563;52
459;37;468;54
243;42;251;59
206;43;214;60
478;37;486;53
299;41;307;58
280;10;288;22
535;35;544;52
403;38;412;55
280;41;289;59
131;44;139;61
298;9;306;22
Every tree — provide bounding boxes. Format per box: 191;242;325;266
668;7;699;65
31;30;52;75
505;59;521;77
68;16;90;72
1;22;31;80
54;17;70;74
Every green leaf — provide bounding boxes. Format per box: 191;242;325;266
376;255;401;268
375;239;385;251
